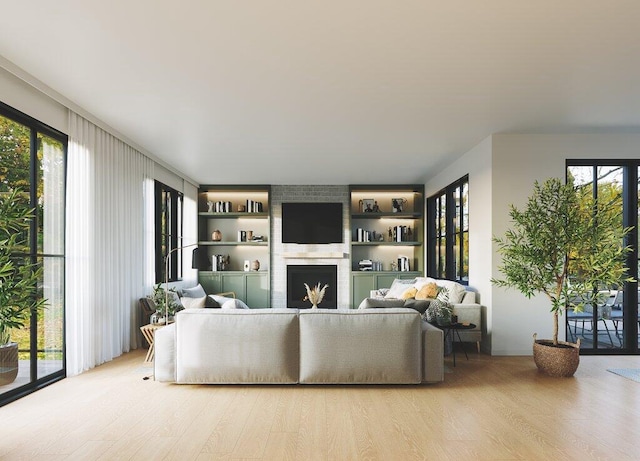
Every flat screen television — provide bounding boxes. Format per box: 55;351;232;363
282;202;343;244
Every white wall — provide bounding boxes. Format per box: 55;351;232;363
0;65;67;133
424;136;494;351
490;134;640;355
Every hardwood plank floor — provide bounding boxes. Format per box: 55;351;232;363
1;348;639;460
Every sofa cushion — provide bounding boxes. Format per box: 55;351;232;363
401;287;418;299
182;283;207;298
175;309;299;383
403;298;431;314
221;298;250;309
298;308;422;384
416;282;439;300
384;278;416;299
435;280;467;304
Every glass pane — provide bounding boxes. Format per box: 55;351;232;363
462;181;469;232
454;186;461;233
0;257;32;392
439;194;446;237
38;134;65;255
38;256;64;378
0;114;31;194
462;231;469;282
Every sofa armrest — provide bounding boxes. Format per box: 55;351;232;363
358;297;405;309
422;321;444;383
154;323;176;382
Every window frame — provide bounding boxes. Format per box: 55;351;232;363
427;175;469;284
154;181;184;283
0;100;67;407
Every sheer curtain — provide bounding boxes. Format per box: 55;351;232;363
66;112;154;376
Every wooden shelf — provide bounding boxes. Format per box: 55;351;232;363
351;241;421;247
198;212;269;219
198;241;268;246
351;212;420;219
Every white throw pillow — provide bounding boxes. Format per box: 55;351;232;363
435;280;467;304
221;298;250;309
181;296;207;309
384;278;417;299
414;277;436;291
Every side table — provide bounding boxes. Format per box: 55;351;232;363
438;322;477;366
140;323;164;363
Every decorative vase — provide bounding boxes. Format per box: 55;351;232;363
251;260;260;271
212;230;222;241
532;333;581;377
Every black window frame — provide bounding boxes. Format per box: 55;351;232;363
427;175;469;284
0;100;67;407
566;160;639;355
154;181;184;283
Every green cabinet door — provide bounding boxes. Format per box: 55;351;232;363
246;272;270;308
199;272;222;295
220;273;246;301
352;273;376;308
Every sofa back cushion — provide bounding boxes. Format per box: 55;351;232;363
298;308;422;384
175;309;299;383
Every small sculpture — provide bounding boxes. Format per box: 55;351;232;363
207;201;214;212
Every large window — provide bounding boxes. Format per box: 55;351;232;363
0;101;66;406
566;161;639;354
427;175;469;283
155;181;183;283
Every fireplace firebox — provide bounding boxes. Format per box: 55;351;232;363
287;265;338;308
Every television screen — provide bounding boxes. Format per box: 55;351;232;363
282;202;343;244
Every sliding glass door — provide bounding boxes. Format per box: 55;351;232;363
0;102;66;406
567;162;639;354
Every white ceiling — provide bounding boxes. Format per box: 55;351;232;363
1;1;639;185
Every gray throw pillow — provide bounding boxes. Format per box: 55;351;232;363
182;283;206;298
403;298;431;314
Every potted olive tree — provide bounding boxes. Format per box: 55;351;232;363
0;188;45;385
492;178;632;377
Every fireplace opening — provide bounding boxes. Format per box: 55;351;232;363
287;265;338;308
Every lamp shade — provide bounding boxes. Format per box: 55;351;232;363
191;247;206;270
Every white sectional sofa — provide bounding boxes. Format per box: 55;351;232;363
359;277;482;351
154;307;445;384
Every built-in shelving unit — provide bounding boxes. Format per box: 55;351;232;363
197;185;271;307
349;184;424;307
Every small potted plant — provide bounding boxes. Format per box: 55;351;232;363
492;177;632;376
148;284;182;324
0;189;46;385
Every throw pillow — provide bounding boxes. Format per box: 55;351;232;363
403;298;431;314
182;283;207;298
221;298;250;309
205;296;221;308
401;287;417;300
384;278;417;299
181;296;206;309
435;280;467;304
416;282;439;300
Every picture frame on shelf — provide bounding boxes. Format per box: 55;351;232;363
392;198;407;213
360;198;375;213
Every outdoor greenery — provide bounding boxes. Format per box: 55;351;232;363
492;177;633;345
0;188;46;345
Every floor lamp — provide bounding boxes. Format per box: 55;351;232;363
164;243;203;323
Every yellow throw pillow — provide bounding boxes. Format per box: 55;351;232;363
416;282;439;300
401;287;417;300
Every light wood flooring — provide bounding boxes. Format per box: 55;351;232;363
1;348;639;460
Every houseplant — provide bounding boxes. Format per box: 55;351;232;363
492;177;632;376
0;188;46;385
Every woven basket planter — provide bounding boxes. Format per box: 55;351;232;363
532;333;580;377
0;342;19;385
